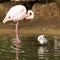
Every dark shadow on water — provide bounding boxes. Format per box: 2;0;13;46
0;35;60;60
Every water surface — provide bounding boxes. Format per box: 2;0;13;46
0;35;60;60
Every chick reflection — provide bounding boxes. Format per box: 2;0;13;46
38;45;48;60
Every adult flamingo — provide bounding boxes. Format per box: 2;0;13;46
3;5;34;60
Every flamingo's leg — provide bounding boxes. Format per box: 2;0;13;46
16;21;19;60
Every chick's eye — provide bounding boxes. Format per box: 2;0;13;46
8;16;11;19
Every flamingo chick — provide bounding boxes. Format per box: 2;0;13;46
3;5;34;60
37;35;47;44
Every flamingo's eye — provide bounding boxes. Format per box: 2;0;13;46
8;16;11;19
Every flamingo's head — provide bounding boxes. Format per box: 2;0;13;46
3;15;11;23
25;10;34;20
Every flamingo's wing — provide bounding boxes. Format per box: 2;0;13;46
7;5;27;21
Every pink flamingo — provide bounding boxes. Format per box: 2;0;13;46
3;5;34;60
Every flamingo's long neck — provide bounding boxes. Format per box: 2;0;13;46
16;21;19;60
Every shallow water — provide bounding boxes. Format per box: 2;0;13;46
0;35;60;60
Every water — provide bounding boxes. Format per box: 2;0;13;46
0;35;60;60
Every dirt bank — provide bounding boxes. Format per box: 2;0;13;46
0;2;60;35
